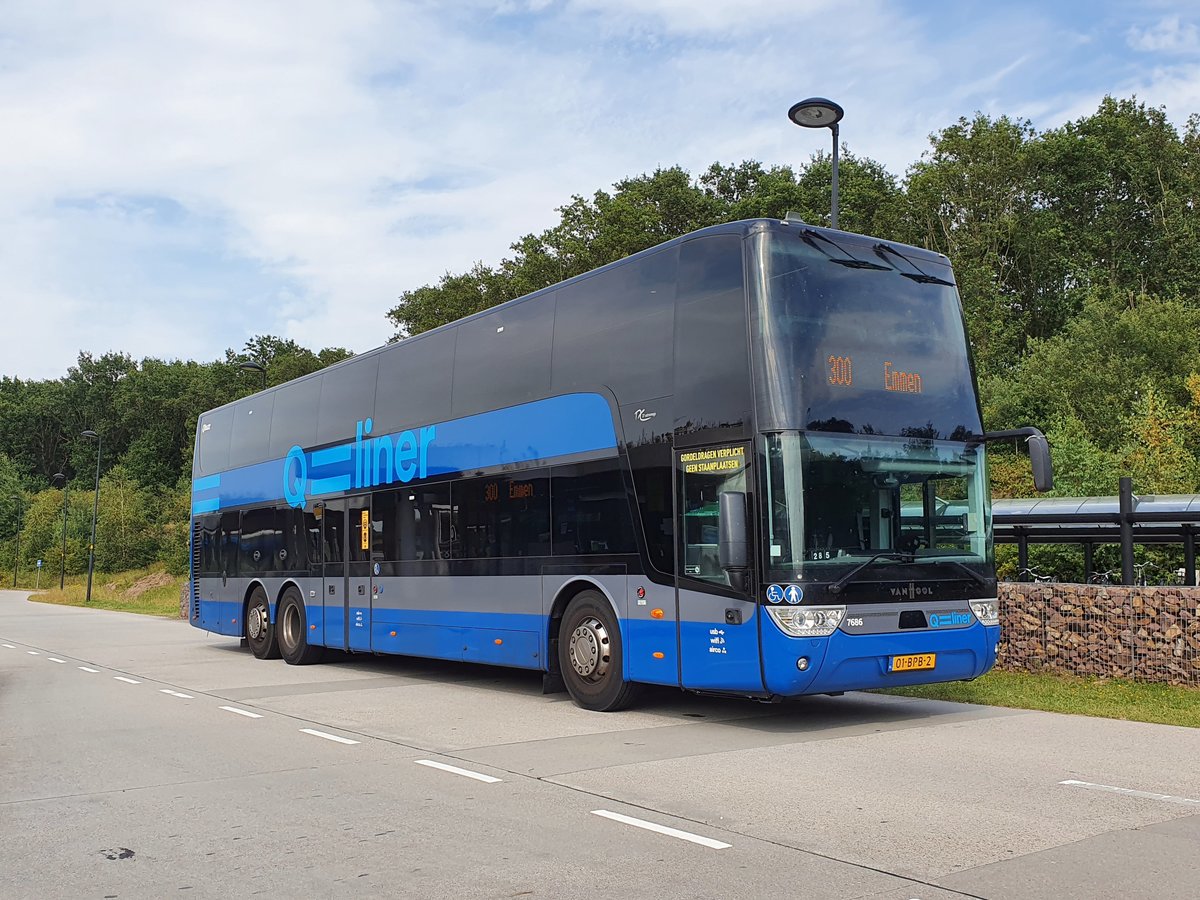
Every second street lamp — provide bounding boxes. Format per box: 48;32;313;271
9;494;22;589
53;473;69;590
788;96;845;230
81;430;101;604
239;361;267;392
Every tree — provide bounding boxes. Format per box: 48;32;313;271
981;292;1200;447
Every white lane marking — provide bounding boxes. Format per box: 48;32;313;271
46;657;65;663
414;759;502;784
27;650;39;655
1060;779;1200;806
300;728;360;745
78;666;99;673
219;706;263;719
114;676;141;684
159;689;194;699
591;810;731;850
2;643;15;648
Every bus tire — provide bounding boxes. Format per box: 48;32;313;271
245;586;280;660
559;591;638;712
277;588;324;666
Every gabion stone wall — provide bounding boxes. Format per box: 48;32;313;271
998;583;1200;687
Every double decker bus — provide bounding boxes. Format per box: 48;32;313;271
188;218;1051;711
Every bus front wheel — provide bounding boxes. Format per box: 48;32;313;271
559;591;638;712
277;588;324;666
245;586;280;660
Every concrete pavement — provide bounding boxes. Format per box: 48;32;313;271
2;589;1198;899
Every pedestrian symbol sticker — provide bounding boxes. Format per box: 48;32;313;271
784;585;803;604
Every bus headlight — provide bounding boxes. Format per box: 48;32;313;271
969;599;999;627
767;606;845;637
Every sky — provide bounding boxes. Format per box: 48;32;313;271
2;0;1198;380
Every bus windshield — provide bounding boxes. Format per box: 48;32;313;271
763;432;992;583
751;229;983;439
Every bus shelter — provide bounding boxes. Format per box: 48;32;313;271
993;477;1200;585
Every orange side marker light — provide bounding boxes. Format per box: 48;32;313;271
650;608;664;619
652;652;665;659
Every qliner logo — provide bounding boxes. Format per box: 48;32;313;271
929;611;972;629
284;418;437;509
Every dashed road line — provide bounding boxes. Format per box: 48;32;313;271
159;689;194;699
78;666;99;673
47;657;65;663
219;706;264;719
1060;779;1200;806
415;759;502;784
590;810;731;850
27;650;39;655
2;643;15;648
300;728;360;745
114;676;141;684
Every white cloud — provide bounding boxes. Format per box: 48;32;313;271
1128;15;1200;54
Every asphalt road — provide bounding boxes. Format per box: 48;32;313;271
2;589;1199;899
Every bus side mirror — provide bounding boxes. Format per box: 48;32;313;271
718;491;748;570
979;426;1054;494
1027;432;1053;493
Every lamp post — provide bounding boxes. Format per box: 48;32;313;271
52;473;68;590
788;97;845;230
9;494;21;589
81;430;101;604
239;361;267;391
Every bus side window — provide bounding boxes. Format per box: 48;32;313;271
219;511;241;577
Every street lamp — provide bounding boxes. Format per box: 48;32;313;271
788;97;845;230
52;473;68;590
239;361;267;391
81;430;101;604
9;494;21;589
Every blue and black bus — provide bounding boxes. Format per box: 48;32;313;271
188;218;1051;710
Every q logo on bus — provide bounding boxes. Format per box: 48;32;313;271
284;418;437;509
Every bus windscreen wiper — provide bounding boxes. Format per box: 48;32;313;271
936;558;990;588
873;242;955;286
802;230;890;270
826;551;916;595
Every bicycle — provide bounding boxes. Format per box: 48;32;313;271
1132;561;1157;587
1089;570;1116;586
1017;567;1056;584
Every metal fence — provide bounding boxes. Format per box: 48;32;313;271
997;583;1200;687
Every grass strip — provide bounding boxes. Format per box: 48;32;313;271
880;669;1200;729
26;567;184;618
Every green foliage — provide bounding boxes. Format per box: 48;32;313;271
0;335;348;582
4;94;1200;581
981;292;1200;446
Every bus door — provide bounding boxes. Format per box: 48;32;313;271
321;499;349;650
675;441;764;693
346;496;373;652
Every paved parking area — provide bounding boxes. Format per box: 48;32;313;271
2;589;1198;898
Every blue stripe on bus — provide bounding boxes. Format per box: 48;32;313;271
311;445;352;466
191;498;221;514
191;392;617;514
311;475;352;493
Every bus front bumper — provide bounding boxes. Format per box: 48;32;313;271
762;620;1000;697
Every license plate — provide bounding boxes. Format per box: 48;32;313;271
890;653;936;673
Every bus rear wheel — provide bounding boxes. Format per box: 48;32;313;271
277;588;324;666
245;586;280;660
558;591;638;712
